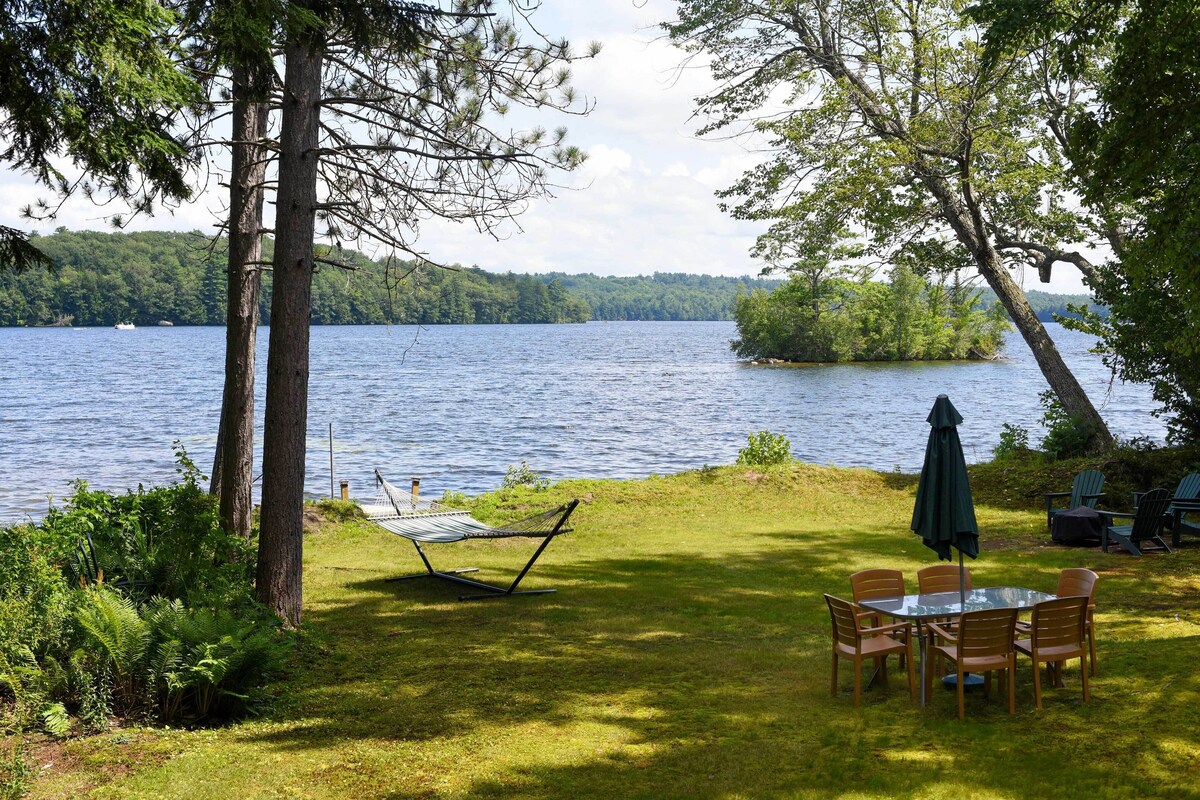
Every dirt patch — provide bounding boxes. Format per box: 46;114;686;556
303;506;325;534
26;729;173;796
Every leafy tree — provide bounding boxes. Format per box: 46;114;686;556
667;0;1114;450
972;0;1200;441
0;0;200;270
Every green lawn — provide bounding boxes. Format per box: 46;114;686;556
19;464;1200;799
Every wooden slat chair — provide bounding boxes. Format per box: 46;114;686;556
1015;597;1090;710
1017;568;1099;675
928;608;1019;720
824;594;915;707
1099;488;1173;556
850;569;908;667
1045;469;1106;532
917;564;973;678
1135;472;1200;545
917;564;972;595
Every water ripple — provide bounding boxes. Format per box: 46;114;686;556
0;322;1165;521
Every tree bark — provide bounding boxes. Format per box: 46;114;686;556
922;168;1115;451
212;63;270;539
257;37;323;626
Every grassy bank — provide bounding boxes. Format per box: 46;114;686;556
12;463;1200;799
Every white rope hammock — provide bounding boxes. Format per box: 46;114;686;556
363;472;572;543
362;470;579;600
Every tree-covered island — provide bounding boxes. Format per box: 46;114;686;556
732;266;1011;363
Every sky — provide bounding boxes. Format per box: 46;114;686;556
0;0;1092;294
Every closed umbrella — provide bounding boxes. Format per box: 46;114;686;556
911;394;978;608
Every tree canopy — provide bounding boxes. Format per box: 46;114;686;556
972;0;1200;441
0;0;200;270
666;0;1115;449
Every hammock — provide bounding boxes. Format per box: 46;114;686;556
363;470;578;600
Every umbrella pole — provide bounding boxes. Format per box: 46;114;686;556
959;548;966;609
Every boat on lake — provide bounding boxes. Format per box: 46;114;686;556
114;322;135;330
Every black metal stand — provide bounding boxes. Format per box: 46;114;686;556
383;501;577;601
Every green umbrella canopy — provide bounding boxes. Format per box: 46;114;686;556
911;394;979;561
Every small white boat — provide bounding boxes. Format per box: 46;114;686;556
114;322;135;330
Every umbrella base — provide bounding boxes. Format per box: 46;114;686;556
941;672;986;690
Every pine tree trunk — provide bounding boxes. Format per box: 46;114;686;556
257;38;323;626
211;64;270;538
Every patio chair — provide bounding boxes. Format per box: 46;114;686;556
1134;472;1200;545
850;569;908;667
917;564;972;594
1044;469;1106;532
824;594;915;707
1015;597;1090;709
1017;568;1099;676
928;608;1019;720
1099;488;1173;556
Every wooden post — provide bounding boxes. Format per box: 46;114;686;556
411;477;420;509
328;423;335;499
340;480;349;501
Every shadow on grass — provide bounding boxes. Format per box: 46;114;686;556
249;527;1200;800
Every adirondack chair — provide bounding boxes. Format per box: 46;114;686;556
1134;472;1200;546
1098;488;1173;555
1044;470;1106;532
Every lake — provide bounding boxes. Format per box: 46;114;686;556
0;321;1165;522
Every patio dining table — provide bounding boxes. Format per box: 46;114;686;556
859;586;1056;706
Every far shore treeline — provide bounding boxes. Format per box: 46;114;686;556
1;229;1094;327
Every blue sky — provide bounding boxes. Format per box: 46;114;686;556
0;0;1092;293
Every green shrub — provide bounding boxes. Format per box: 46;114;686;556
993;423;1032;460
144;599;287;722
43;446;255;608
737;431;794;466
1038;391;1093;460
0;450;289;734
502;461;550;491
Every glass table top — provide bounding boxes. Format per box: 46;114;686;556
857;586;1057;620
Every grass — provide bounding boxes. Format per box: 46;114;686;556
13;463;1200;799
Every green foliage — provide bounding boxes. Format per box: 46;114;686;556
314;499;361;523
732;269;1010;363
0;0;200;224
1038;390;1093;461
993;423;1032;460
736;431;793;466
41;445;254;608
502;461;550;492
972;0;1200;444
0;231;800;327
0;739;29;800
0;459;287;734
546;272;780;321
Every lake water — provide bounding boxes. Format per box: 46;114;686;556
0;321;1165;522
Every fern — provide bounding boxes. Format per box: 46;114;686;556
39;703;70;738
74;588;150;709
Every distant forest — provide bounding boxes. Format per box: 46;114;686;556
0;230;1099;326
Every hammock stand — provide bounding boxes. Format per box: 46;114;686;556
364;470;578;601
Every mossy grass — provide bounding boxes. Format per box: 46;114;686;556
16;463;1200;799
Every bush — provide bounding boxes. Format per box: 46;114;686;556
993;423;1032;460
737;431;794;466
1038;391;1093;460
502;461;550;491
42;446;255;608
0;450;288;735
